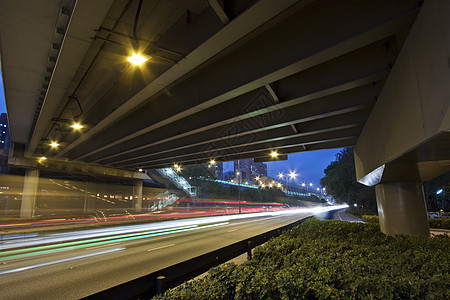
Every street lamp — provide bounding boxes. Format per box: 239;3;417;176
286;171;297;195
237;160;241;214
436;189;444;216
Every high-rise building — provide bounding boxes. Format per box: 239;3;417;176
233;158;267;183
0;113;10;173
0;113;10;150
215;162;223;180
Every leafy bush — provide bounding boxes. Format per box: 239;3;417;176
362;215;450;230
154;219;449;299
361;215;380;223
346;208;377;218
428;218;450;230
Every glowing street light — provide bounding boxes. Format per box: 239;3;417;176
270;151;279;158
49;141;59;148
209;159;216;165
278;173;284;179
71;123;83;130
128;54;149;65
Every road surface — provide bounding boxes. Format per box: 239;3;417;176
0;207;340;299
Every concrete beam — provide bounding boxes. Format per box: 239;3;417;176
89;71;384;164
117;111;369;168
96;82;379;166
144;136;357;169
26;0;115;156
55;0;303;158
20;169;39;219
64;0;418;161
8;156;148;180
355;0;450;184
128;127;361;169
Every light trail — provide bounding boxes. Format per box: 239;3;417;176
1;205;347;253
0;248;125;275
0;222;229;261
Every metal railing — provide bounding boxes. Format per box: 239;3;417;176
157;168;197;198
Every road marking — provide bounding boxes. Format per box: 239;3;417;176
338;211;343;221
0;248;125;275
86;242;120;250
147;244;175;252
227;229;238;233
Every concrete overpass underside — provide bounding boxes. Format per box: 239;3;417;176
0;0;449;233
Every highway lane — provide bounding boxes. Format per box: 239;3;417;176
0;207;341;299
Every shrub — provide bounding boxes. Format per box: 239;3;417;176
154;219;450;299
346;208;377;217
362;215;450;230
361;215;379;223
428;218;450;230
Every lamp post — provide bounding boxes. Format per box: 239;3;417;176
278;173;285;192
287;171;297;196
237;160;241;214
436;189;443;217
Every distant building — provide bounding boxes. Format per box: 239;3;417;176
233;159;267;183
214;162;223;180
223;171;235;181
0;113;10;150
0;113;10;173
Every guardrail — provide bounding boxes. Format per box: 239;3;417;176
83;211;333;300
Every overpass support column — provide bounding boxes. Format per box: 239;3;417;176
375;182;429;236
20;169;39;219
354;0;450;236
133;180;143;212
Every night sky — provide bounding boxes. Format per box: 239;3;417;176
0;74;341;186
0;75;6;113
223;148;341;189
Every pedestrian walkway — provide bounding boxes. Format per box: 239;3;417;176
330;209;363;222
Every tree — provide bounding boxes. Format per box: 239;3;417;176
320;148;376;209
423;171;450;211
181;164;216;179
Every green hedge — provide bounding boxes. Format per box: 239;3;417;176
428;218;450;230
362;215;450;230
346;208;377;218
154;218;449;299
361;215;379;223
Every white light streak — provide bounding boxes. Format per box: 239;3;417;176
0;248;125;275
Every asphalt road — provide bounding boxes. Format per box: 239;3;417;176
0;208;336;300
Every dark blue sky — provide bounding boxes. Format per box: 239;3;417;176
223;148;341;189
0;74;340;185
0;75;6;114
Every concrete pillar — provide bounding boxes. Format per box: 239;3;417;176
133;179;143;212
20;169;39;219
375;182;429;236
